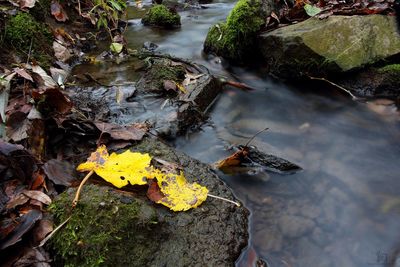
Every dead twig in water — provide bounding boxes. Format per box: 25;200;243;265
217;77;257;91
308;75;357;100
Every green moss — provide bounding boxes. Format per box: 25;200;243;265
204;0;264;61
48;185;159;267
142;4;181;28
144;61;186;91
4;12;53;67
378;64;400;73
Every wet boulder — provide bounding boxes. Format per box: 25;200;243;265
134;56;222;136
142;4;181;28
258;15;400;79
337;64;400;98
203;0;278;62
48;138;249;267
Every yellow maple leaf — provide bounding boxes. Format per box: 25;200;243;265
77;145;154;188
153;171;209;211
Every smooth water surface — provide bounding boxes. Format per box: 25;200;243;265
124;1;400;266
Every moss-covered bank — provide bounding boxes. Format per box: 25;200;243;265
203;0;264;61
142;4;181;28
3;12;53;67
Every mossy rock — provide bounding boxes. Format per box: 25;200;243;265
258;15;400;79
137;58;186;94
48;185;159;267
142;5;181;28
4;12;53;67
48;138;249;266
203;0;265;61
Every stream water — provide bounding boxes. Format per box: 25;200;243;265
114;1;400;266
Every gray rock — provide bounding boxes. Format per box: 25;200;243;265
278;214;315;238
258;15;400;79
49;138;249;266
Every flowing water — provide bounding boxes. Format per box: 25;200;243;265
124;1;400;266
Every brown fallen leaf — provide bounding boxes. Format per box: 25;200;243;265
146;180;164;203
53;41;72;62
22;190;51;206
31;88;73;115
216;147;249;169
0;209;42;250
12;247;50;267
95;121;148;142
32;219;53;245
14;68;33;82
51;1;69;22
20;0;36;9
6;110;31;142
43;159;76;186
30;172;46;190
6;193;30;210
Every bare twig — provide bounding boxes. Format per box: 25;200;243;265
207;193;241;207
308;75;357;100
37;216;72;248
72;170;94;208
245;127;269;147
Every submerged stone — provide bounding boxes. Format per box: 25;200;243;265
258;15;400;78
49;138;249;266
142;4;181;28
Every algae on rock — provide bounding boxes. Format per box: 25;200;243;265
142;4;181;28
203;0;265;61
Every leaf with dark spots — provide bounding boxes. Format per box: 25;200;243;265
31;88;73;115
94;122;149;142
43;159;76;186
51;1;69;22
0;209;42;250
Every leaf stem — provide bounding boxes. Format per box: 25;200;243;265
207;193;241;207
72;170;94;208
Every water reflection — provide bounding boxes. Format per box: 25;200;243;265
123;1;400;266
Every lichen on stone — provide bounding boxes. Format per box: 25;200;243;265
142;4;181;28
204;0;264;61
